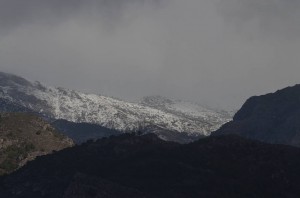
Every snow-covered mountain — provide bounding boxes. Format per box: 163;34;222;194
0;72;231;137
141;95;231;132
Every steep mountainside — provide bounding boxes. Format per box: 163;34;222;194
0;113;73;175
0;72;231;137
213;84;300;147
52;120;122;144
52;120;200;144
1;134;300;197
0;98;33;113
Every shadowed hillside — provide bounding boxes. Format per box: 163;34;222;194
52;119;122;144
1;133;300;197
213;84;300;147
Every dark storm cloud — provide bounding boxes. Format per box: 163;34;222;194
0;0;161;34
0;0;84;31
0;0;300;110
217;0;300;38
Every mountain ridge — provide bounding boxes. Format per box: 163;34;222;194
0;72;231;139
213;84;300;147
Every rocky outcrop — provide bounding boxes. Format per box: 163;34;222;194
213;84;300;147
0;113;74;175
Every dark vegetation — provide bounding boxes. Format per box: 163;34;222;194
0;143;35;173
1;133;300;197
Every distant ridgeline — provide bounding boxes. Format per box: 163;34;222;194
0;71;231;143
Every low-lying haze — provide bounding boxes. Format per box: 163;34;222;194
0;0;299;110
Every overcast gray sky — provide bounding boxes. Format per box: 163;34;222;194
0;0;300;110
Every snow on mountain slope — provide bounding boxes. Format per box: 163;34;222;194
141;96;232;132
0;72;231;136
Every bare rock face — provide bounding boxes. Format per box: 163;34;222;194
0;112;74;175
213;84;300;147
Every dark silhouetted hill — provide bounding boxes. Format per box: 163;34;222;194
1;134;300;197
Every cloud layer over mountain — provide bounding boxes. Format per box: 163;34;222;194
0;0;299;109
